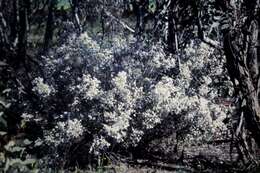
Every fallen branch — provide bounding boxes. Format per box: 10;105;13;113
128;159;196;172
104;10;135;33
201;36;223;50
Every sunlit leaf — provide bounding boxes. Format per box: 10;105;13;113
23;139;33;145
149;0;156;13
0;113;7;129
0;131;7;136
57;0;71;10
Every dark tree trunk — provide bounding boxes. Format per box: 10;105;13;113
222;0;260;155
18;0;29;62
0;0;9;48
0;12;8;47
133;0;146;39
167;0;176;53
10;0;18;45
134;1;141;35
43;0;56;52
71;0;82;33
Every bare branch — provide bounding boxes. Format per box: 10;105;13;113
104;10;135;33
201;36;223;50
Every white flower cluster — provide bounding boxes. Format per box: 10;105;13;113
79;32;100;52
21;113;34;122
101;90;136;142
78;74;101;100
32;77;53;97
45;118;84;146
61;119;84;138
142;110;161;129
153;76;174;104
111;36;128;51
112;71;127;90
103;109;131;142
89;136;110;155
149;45;176;69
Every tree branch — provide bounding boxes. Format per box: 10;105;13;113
104;10;135;33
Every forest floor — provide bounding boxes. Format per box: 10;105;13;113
82;142;247;173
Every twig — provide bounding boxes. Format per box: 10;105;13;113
128;159;196;172
236;112;244;136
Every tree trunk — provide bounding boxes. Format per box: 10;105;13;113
134;0;145;39
18;0;29;62
71;0;82;34
43;0;56;51
10;0;18;46
222;0;260;149
167;0;175;53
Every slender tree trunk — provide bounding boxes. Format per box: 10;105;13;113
72;0;82;33
0;11;8;46
134;0;146;39
18;0;29;61
135;1;141;36
43;0;56;52
167;0;175;53
10;0;18;46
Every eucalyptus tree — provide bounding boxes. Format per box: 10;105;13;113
220;0;260;164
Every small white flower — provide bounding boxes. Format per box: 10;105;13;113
78;74;101;100
142;110;161;129
66;119;84;138
32;77;53;97
199;85;209;96
203;76;212;85
153;76;174;104
21;113;34;121
180;64;191;80
89;136;110;155
79;32;100;51
112;71;128;90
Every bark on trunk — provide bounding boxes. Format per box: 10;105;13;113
71;0;82;34
43;0;56;51
167;0;175;53
18;0;29;61
10;0;18;46
223;6;260;147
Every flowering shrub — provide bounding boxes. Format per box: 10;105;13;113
24;32;234;166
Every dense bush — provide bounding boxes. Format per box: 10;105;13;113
11;32;234;168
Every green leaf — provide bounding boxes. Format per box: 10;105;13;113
5;140;15;148
2;88;11;94
0;131;7;136
148;0;156;13
7;158;36;166
0;98;11;108
4;141;25;153
57;0;71;10
34;140;43;147
23;139;32;145
0;113;7;129
0;61;8;66
10;146;24;152
21;159;36;165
